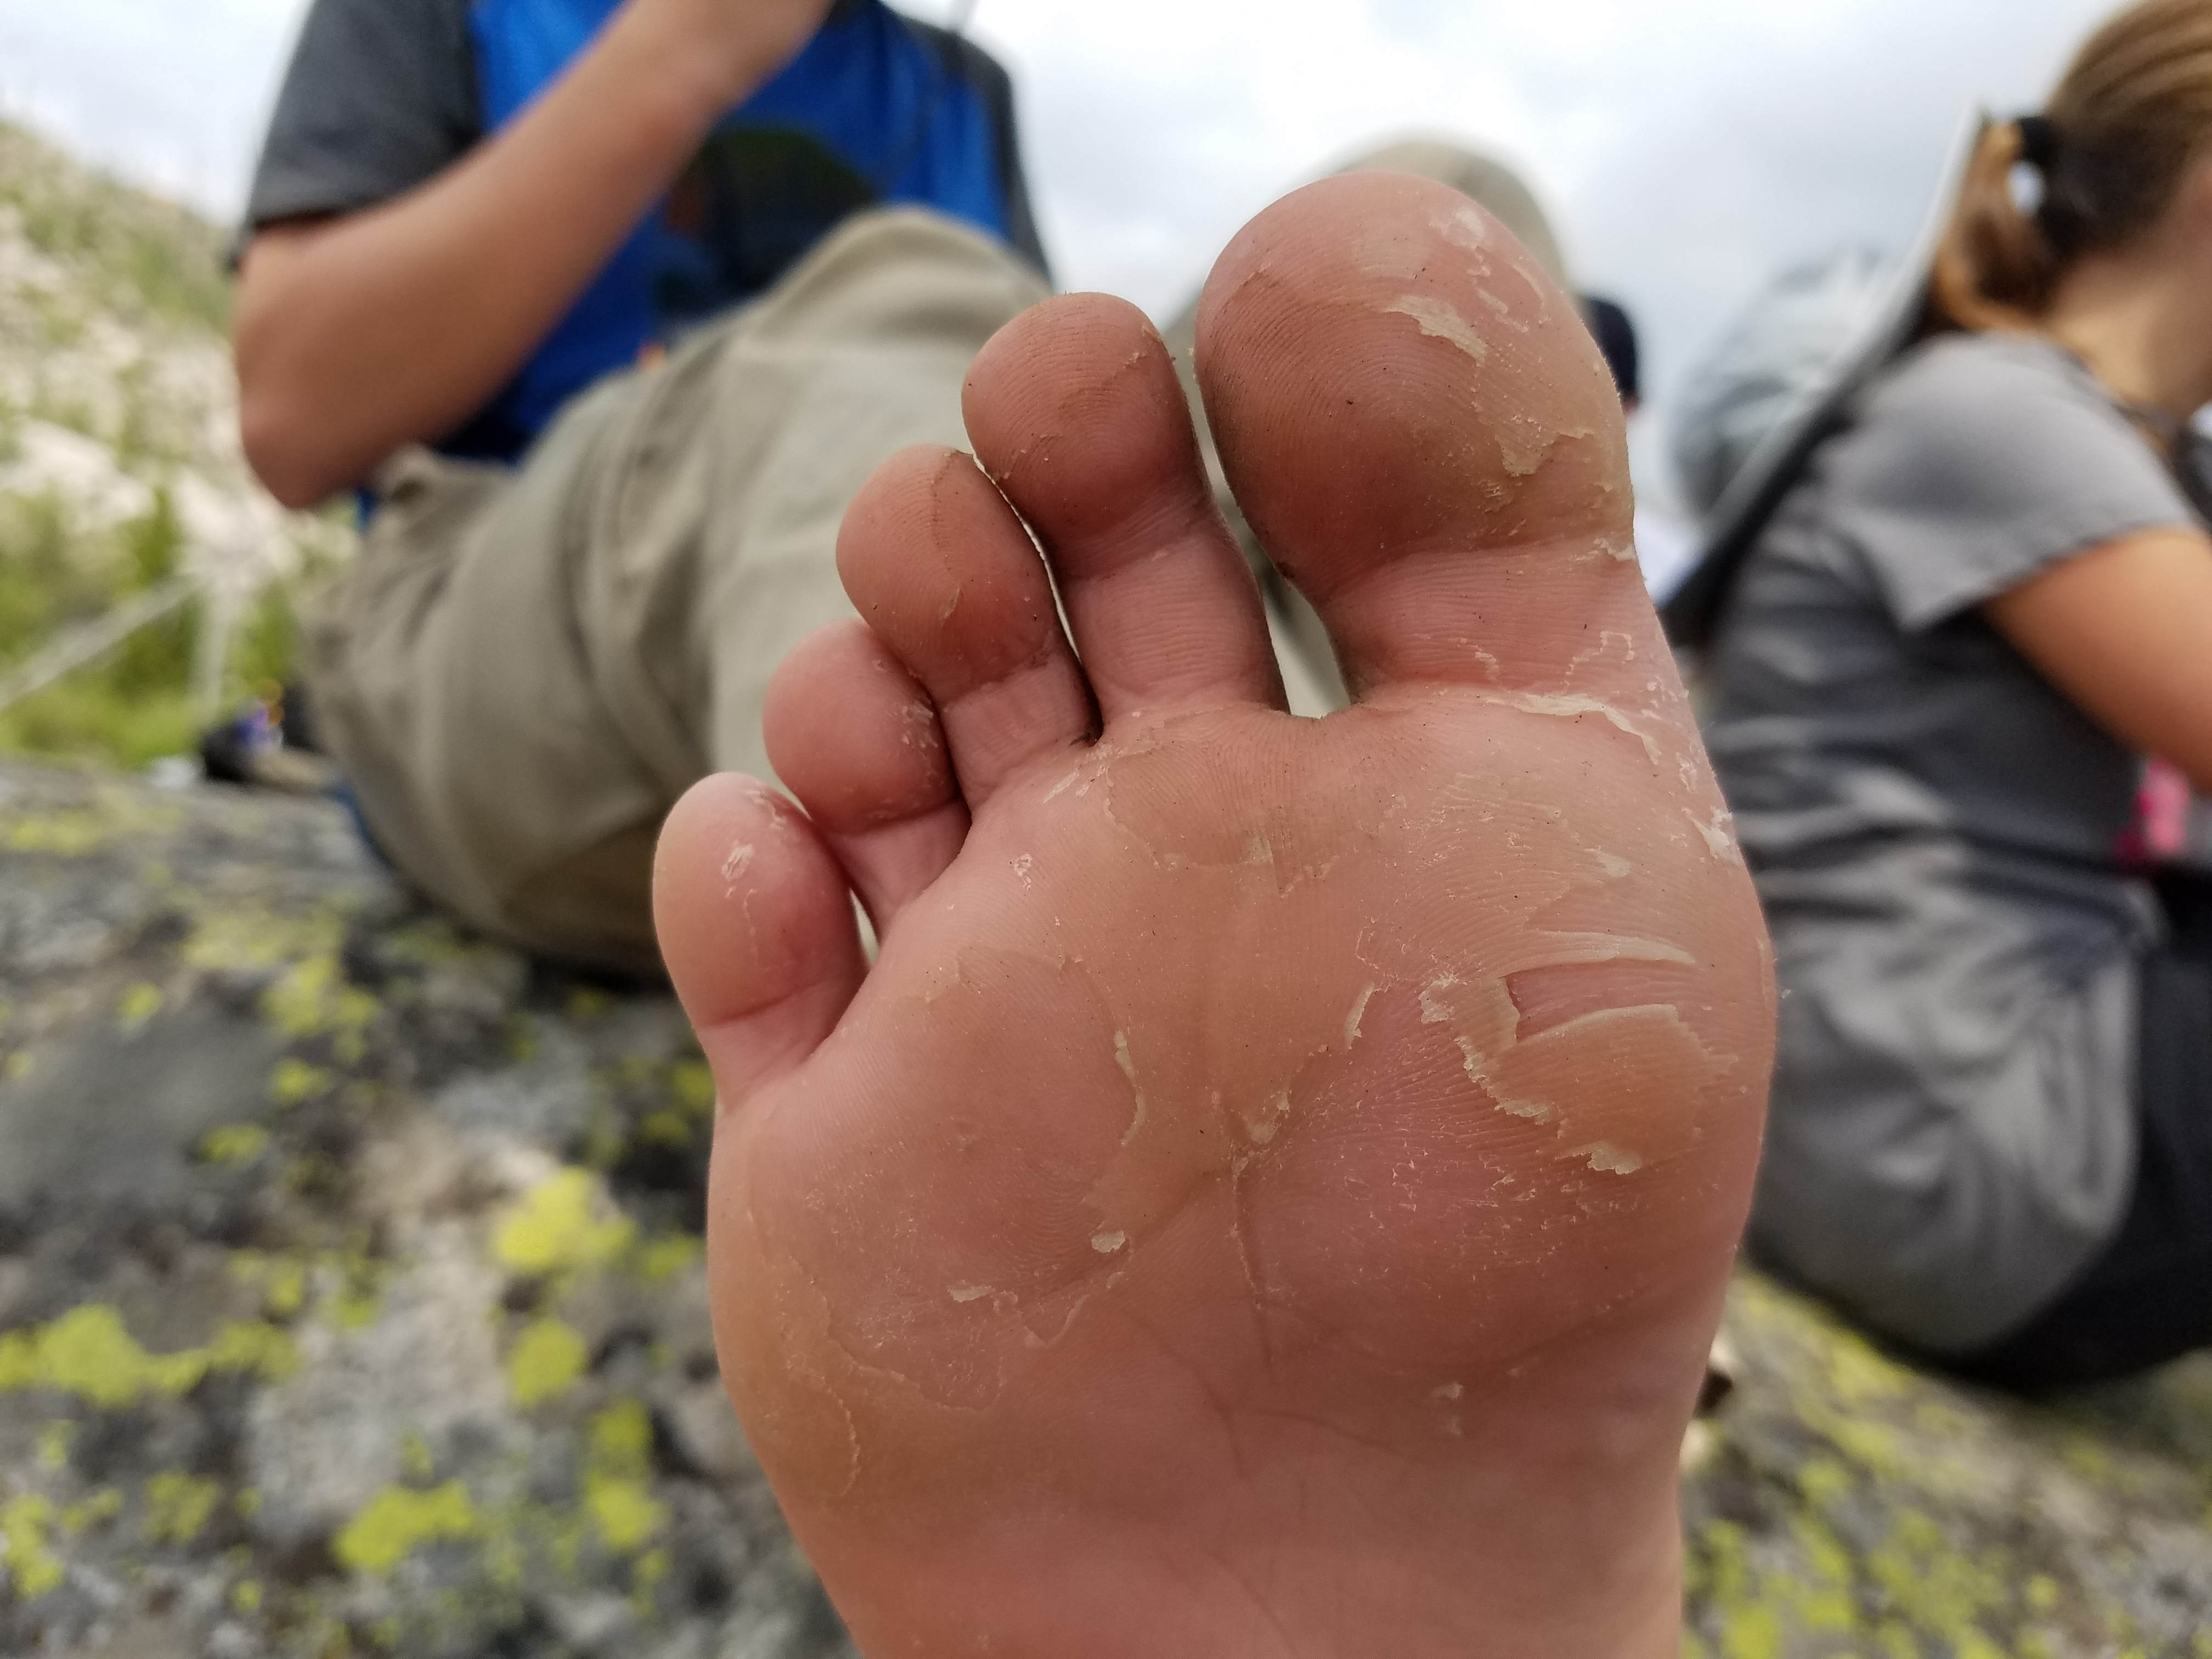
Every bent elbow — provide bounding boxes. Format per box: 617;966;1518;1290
239;385;343;511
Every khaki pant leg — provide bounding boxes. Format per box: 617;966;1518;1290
575;208;1048;790
307;208;1046;973
304;379;671;973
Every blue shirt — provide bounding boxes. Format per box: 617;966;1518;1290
246;0;1048;465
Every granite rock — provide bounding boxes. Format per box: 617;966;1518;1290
3;759;2210;1656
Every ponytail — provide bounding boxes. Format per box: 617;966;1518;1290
1930;121;2058;332
1929;0;2212;334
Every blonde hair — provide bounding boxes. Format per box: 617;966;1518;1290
1932;0;2212;330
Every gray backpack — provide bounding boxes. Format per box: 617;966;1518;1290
1661;116;1982;651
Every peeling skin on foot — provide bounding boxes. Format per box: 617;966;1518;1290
1113;1031;1148;1146
1471;691;1664;765
750;672;1751;1437
1442;637;1503;678
1525;933;1697;968
1472;286;1532;336
1021;1280;1110;1350
1410;940;1729;1160
1601;531;1638;563
1573;1144;1646;1176
1429;198;1496;257
1564;629;1638;680
1496;417;1590;481
1458;1035;1554;1123
1385;295;1489;363
1243;1091;1293;1146
1344;984;1377;1046
720;841;755;897
1041;737;1125;805
1429;1370;1469;1436
1419;975;1459;1025
1685;806;1742;861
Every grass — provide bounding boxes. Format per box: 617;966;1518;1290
0;120;317;771
0;487;311;769
0;121;231;334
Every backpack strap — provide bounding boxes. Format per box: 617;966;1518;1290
1661;112;1985;654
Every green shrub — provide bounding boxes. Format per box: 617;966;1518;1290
0;121;326;771
0;123;229;332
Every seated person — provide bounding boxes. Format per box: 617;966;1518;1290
233;0;1048;972
1705;0;2212;1387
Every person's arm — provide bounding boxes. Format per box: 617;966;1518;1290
234;0;832;507
1982;527;2212;791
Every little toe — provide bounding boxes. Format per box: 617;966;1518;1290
836;446;1095;810
764;620;968;936
1195;171;1646;703
653;773;866;1110
963;294;1285;721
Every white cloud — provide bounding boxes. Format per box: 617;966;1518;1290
0;0;2125;432
958;0;2113;388
0;0;305;218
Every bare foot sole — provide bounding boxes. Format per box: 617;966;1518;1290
654;172;1775;1658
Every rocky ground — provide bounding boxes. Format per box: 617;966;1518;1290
0;760;847;1658
1;758;2210;1657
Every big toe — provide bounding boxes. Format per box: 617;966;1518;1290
1197;170;1641;701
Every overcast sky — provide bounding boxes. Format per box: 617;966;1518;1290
0;0;2120;497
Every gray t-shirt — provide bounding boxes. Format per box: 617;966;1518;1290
1707;331;2210;1355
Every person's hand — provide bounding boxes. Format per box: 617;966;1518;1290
622;0;839;107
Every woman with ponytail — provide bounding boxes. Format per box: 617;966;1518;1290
1707;0;2212;1386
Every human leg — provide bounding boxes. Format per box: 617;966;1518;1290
571;208;1051;795
1948;872;2212;1390
303;394;675;972
306;210;1045;971
655;172;1775;1657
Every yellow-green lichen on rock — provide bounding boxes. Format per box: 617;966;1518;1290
584;1400;667;1556
494;1168;636;1279
115;981;163;1030
261;952;381;1065
334;1482;480;1576
635;1233;702;1286
0;1303;296;1407
2;792;181;857
505;1317;589;1409
0;1494;65;1600
268;1056;336;1108
1685;1269;2212;1655
199;1122;271;1165
142;1471;222;1547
